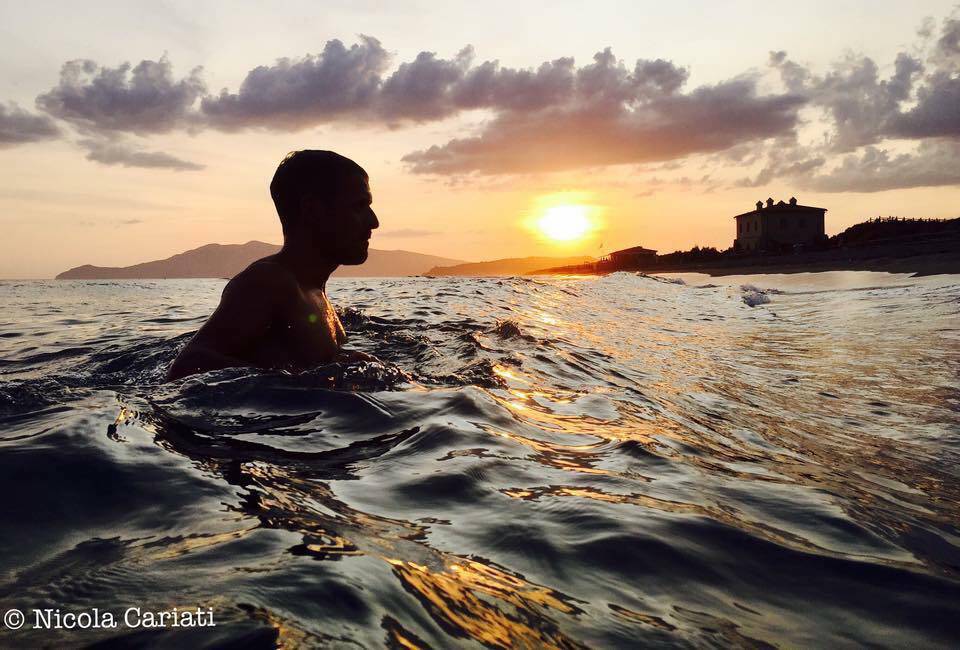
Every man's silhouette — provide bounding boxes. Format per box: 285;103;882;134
166;150;379;381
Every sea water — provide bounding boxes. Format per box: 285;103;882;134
0;272;958;647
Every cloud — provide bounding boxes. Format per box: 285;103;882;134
200;36;390;131
197;39;789;175
931;16;960;69
403;51;805;175
770;50;924;152
13;14;960;186
736;140;826;187
36;55;205;135
0;102;60;147
199;39;578;127
889;71;960;138
376;46;473;121
376;228;439;238
766;14;959;151
77;217;145;227
79;138;204;171
801;141;960;192
745;14;960;190
451;57;576;112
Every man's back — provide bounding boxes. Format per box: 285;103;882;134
165;256;346;381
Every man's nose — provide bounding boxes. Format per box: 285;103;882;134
368;208;379;230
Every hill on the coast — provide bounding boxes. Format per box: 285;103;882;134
425;255;595;276
56;241;467;279
832;216;959;245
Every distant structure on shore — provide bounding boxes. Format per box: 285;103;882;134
734;197;826;252
598;246;657;269
532;214;958;276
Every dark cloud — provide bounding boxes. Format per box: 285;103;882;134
748;15;960;190
200;36;390;130
768;15;959;151
632;58;689;98
200;39;580;128
736;144;826;188
403;56;805;175
14;15;960;185
37;56;205;135
195;39;726;173
771;50;924;152
79;138;204;171
802;141;960;192
376;47;473;121
932;16;960;68
0;102;60;147
889;71;960;138
451;57;576;112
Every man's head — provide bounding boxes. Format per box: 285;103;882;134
270;150;378;265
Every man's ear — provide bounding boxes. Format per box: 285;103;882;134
299;193;326;221
298;194;313;220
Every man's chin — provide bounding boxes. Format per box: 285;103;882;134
340;249;369;265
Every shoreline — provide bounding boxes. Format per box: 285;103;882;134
534;238;960;278
651;252;960;278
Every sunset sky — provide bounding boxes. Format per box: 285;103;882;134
1;1;959;278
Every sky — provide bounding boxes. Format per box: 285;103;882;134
1;0;959;278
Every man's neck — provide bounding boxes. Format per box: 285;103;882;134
276;241;338;291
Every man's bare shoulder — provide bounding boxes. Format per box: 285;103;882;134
223;255;300;301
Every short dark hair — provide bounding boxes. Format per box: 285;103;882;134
270;150;367;234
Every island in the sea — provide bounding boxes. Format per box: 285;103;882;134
55;242;596;279
56;241;467;279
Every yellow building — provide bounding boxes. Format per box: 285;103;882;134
734;197;827;252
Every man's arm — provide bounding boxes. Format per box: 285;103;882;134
165;264;292;381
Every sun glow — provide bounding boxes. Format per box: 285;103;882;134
537;205;591;241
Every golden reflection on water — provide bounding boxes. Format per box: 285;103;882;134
492;365;531;384
381;614;432;649
142;526;259;561
180;459;592;646
477;422;615;476
387;558;584;650
608;603;676;631
239;603;330;648
482;288;960;581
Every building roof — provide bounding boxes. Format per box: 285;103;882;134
733;201;827;219
610;245;657;256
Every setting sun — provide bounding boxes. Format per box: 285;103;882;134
537;205;591;241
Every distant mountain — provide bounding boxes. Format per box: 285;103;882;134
425;255;595;276
55;241;467;279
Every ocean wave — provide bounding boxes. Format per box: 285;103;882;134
1;274;959;647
